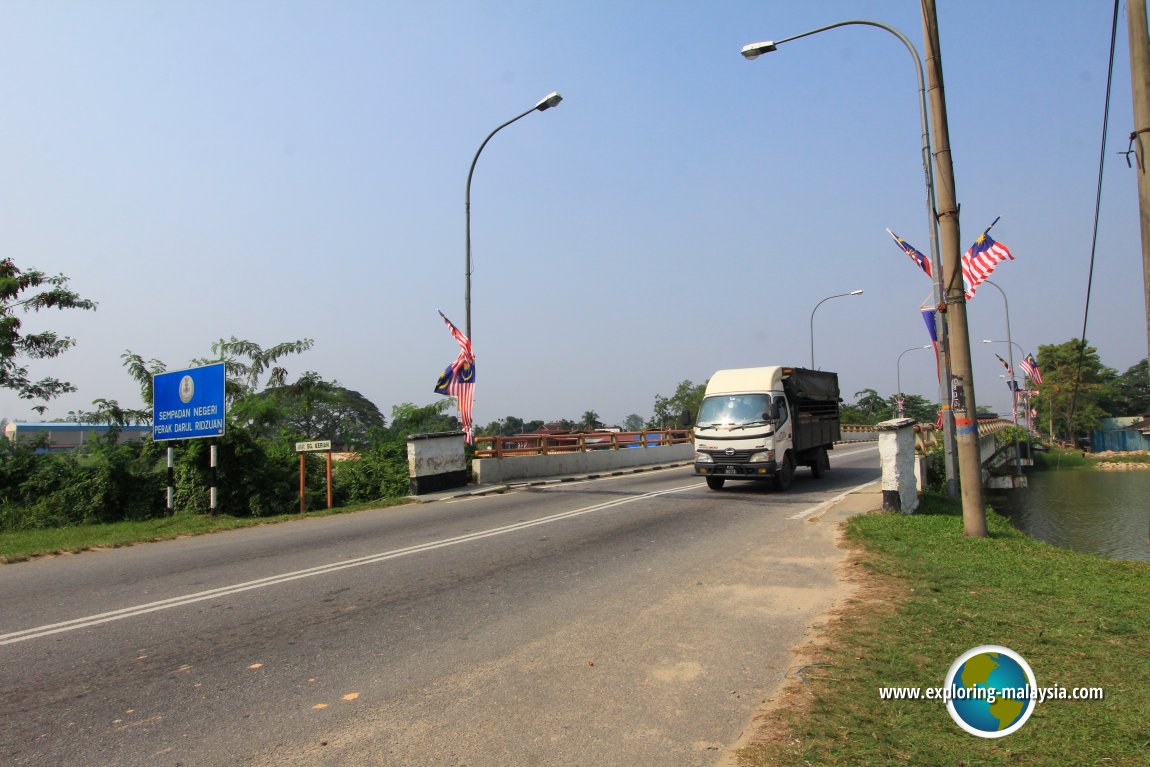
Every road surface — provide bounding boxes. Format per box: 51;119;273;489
0;444;880;766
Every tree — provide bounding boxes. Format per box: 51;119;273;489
579;410;602;431
0;259;97;412
651;380;706;429
388;401;458;437
67;398;151;429
1033;339;1115;441
850;388;893;423
123;336;316;407
1101;359;1150;416
623;414;645;432
240;372;386;448
887;393;939;424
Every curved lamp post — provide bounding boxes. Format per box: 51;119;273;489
978;276;1023;476
982;335;1030;474
809;290;863;369
897;344;934;417
743;20;958;497
465;92;563;341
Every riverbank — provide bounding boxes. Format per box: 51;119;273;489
1090;449;1150;470
733;494;1149;766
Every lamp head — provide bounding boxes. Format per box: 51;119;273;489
741;41;778;60
849;289;864;295
535;92;563;111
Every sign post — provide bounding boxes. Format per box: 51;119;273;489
153;363;226;514
295;440;334;513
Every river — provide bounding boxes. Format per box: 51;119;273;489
992;468;1150;563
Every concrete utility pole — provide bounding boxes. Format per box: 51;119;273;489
1127;0;1150;371
920;0;987;536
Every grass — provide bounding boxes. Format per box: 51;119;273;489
0;498;412;564
735;494;1150;767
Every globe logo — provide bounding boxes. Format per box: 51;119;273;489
945;645;1037;737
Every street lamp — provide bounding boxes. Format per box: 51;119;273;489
897;345;934;418
809;290;863;369
743;20;958;498
979;276;1020;458
980;338;1025;362
465;91;563;341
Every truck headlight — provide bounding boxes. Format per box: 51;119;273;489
748;450;774;463
694;452;713;463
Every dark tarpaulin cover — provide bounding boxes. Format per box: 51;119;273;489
783;368;840;402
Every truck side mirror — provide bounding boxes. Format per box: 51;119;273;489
765;402;779;421
680;409;693;427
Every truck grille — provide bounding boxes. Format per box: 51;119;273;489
700;449;757;464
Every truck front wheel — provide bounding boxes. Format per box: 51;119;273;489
706;476;726;490
773;452;794;491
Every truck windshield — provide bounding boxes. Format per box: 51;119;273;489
696;394;772;428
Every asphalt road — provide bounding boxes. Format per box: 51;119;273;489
0;444;880;767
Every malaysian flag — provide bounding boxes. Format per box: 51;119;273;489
434;311;476;443
1019;353;1043;385
887;228;932;279
961;229;1013;299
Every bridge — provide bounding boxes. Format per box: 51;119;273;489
467;419;1023;488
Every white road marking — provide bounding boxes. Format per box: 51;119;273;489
789;478;882;520
0;483;704;646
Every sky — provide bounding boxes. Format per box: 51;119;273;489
2;0;1147;429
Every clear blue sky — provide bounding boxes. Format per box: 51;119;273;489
1;0;1146;427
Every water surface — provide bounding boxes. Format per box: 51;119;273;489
992;468;1150;562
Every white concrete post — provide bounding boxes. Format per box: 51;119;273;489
407;431;469;495
877;417;919;514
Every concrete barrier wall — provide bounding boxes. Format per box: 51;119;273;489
473;443;695;485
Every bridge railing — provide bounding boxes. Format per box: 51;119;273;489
473;430;693;458
474;420;1014;460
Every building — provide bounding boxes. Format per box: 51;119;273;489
3;422;152;450
1091;416;1150;453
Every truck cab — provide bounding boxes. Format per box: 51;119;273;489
693;366;840;491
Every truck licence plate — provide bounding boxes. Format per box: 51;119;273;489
724;466;738;475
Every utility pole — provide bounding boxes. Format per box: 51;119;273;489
1127;0;1150;372
920;0;988;536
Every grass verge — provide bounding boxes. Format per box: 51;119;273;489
0;499;412;564
735;494;1150;766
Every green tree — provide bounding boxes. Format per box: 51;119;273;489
1033;339;1115;441
244;372;385;448
651;380;706;429
1100;359;1150;416
123;336;316;407
851;388;893;423
623;414;645;432
888;393;939;424
579;410;602;431
0;259;97;412
388;400;458;437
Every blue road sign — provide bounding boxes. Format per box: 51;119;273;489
153;363;226;441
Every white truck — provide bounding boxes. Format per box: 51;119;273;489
692;366;841;491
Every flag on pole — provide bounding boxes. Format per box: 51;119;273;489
994;353;1012;374
433;310;476;443
1019;353;1043;385
960;229;1013;299
887;229;933;278
921;305;941;380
